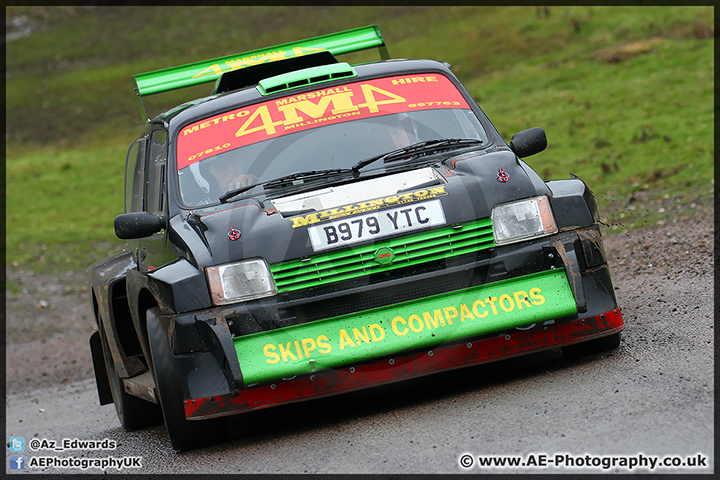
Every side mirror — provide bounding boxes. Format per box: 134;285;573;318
509;127;547;158
114;212;165;239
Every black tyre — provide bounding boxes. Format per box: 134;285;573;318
99;326;163;430
146;307;225;451
562;332;621;358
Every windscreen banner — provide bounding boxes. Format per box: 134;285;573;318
176;74;470;170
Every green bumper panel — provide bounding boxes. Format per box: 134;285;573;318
234;269;577;385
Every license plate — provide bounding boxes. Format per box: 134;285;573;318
307;199;446;252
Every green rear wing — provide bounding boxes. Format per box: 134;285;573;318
132;25;389;120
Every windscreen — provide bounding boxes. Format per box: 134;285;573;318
176;73;488;206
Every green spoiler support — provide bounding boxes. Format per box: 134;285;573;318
132;25;389;121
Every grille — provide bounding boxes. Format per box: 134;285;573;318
290;266;490;324
270;218;494;293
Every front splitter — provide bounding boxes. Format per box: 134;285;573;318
184;308;623;420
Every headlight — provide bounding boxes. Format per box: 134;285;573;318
206;258;277;305
492;195;558;246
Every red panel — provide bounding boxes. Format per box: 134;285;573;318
184;309;623;419
176;74;470;170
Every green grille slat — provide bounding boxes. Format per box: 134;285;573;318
272;232;492;282
270;218;494;293
271;219;491;276
272;221;491;278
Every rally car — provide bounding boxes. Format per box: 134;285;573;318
89;26;623;450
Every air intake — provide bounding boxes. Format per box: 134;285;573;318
258;63;357;96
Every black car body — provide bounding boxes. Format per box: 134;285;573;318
89;26;623;450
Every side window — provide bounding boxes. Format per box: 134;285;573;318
124;138;147;213
145;130;168;215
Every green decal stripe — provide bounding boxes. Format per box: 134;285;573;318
234;269;578;385
134;25;385;96
270;218;494;292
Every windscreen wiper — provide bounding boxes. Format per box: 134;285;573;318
261;168;353;190
219;169;352;203
218;181;265;203
351;138;483;173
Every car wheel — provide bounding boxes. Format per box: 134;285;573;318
146;307;226;451
99;326;162;430
562;332;621;358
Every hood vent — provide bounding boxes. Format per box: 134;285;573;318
258;63;357;96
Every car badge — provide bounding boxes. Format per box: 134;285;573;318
228;227;241;241
497;168;510;183
374;247;395;265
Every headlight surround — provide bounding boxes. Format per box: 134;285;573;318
492;195;558;246
205;258;277;305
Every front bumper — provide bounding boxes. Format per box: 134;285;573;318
164;225;621;418
184;308;623;420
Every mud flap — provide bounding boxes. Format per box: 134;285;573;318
195;315;245;390
89;331;113;405
548;239;587;313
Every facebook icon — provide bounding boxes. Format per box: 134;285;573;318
9;455;25;470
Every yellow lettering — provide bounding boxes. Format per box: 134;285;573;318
290;46;324;57
358;199;385;209
339;329;356;349
358;84;406;113
183;125;200;136
191;63;223;79
279;342;297;362
514;290;532;309
279;92;358;125
423;310;446;330
460;303;475;322
223;50;286;70
472;299;489;318
235;105;284;137
530;287;545;306
485;296;499;315
263;344;280;364
443;306;459;325
499;294;515;312
368;324;385;342
408;314;424;333
301;338;317;357
317;335;332;354
290;217;309;228
290;213;321;228
353;326;371;344
290;186;446;228
392;316;408;336
294;340;304;359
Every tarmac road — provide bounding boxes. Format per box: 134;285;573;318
5;217;714;474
